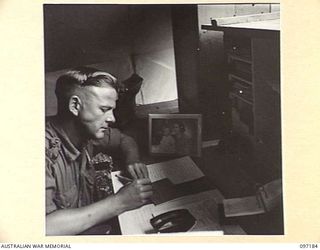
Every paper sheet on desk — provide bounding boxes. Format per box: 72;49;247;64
147;156;204;184
112;156;204;193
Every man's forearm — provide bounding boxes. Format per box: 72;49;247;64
93;128;140;164
46;194;125;235
120;134;140;165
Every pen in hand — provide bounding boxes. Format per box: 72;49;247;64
116;174;133;184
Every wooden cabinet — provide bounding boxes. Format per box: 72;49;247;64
251;35;281;181
203;16;281;182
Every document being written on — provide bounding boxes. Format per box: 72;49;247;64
111;156;205;234
111;156;245;235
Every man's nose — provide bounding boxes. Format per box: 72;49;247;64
106;111;116;123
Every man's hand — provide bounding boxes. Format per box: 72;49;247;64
126;162;149;179
116;178;153;211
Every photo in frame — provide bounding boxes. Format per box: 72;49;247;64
148;114;202;157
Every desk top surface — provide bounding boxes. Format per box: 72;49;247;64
112;157;246;235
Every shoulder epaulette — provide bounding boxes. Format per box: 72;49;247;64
46;137;61;162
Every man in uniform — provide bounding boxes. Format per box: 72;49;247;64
45;66;152;235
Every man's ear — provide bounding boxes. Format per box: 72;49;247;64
68;95;82;116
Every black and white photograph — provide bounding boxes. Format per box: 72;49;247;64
3;0;320;246
43;3;283;236
148;114;202;156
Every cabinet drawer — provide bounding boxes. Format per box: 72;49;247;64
225;34;252;60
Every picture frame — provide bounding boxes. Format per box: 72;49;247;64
148;114;202;157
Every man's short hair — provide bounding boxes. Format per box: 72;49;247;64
55;66;118;114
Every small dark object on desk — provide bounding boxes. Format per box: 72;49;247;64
150;209;196;233
151;177;215;205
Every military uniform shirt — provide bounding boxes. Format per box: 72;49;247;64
45;116;139;215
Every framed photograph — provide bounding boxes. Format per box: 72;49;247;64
148;114;202;157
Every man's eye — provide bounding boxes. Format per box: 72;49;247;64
101;108;110;113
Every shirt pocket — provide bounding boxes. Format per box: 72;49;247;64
54;184;78;209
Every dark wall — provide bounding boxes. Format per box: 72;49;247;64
44;5;132;73
197;5;232;139
171;5;200;114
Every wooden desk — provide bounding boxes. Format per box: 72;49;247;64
111;157;246;235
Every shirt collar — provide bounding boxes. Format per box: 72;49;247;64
49;117;83;162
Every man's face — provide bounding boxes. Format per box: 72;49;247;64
172;124;180;135
78;86;117;139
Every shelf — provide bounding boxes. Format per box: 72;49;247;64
230;92;253;105
232;80;251;91
229;74;252;86
135;99;179;118
228;53;252;64
202;13;280;34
